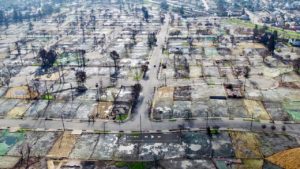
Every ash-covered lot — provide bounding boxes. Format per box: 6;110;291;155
0;129;299;168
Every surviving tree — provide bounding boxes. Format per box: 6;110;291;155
267;32;276;54
160;1;169;11
141;7;149;22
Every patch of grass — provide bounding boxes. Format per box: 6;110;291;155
106;84;114;88
207;82;216;85
94;130;111;133
115;162;127;168
16;129;25;133
17;127;36;132
243;118;260;122
131;131;140;136
129;162;145;169
150;99;154;106
42;94;54;100
59;53;68;58
32;63;41;66
115;114;128;121
275;48;281;52
164;50;169;55
210;129;220;134
20;127;36;130
182;42;189;46
169;119;177;122
133;75;142;81
176;66;186;70
284;42;292;47
53;62;61;66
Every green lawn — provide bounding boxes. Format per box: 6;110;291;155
115;162;146;169
223;18;300;39
115;114;128;121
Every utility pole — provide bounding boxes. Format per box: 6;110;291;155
206;110;209;128
96;83;99;101
61;114;65;131
140;114;142;133
250;113;254;131
70;83;74;101
164;73;167;86
104;121;107;134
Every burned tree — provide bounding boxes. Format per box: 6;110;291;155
147;32;157;49
38;49;57;71
186;22;191;32
170;30;181;37
253;24;258;42
141;64;148;78
132;83;142;111
131;29;139;44
77;49;86;67
293;58;300;75
187;37;194;54
76;70;87;92
110;51;120;77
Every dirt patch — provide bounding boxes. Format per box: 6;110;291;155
238;42;266;49
229;131;262;158
92;102;113;119
47;131;80;158
153;87;174;105
235;159;264;169
6;100;33;119
266;148;300;169
189;66;202;78
244;99;271;120
39;72;60;81
5;86;38;99
0;156;20;169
